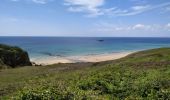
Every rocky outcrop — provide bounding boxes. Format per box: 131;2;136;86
0;44;32;68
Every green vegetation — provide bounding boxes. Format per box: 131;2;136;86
0;44;31;68
0;48;170;99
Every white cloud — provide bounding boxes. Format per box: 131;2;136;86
109;2;170;16
64;0;170;17
132;5;150;10
94;22;170;33
31;0;49;4
9;0;170;17
166;23;170;31
130;0;147;4
132;24;150;30
165;7;170;11
64;0;104;7
64;0;105;17
167;23;170;27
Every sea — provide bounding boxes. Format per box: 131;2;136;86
1;37;170;60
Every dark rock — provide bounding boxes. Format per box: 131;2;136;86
97;40;104;42
40;52;54;56
0;44;32;68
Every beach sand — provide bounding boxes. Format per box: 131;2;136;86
32;52;132;65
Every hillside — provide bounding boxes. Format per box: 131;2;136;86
0;48;170;99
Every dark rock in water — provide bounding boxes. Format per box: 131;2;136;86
40;52;65;57
0;44;32;68
98;40;104;42
40;52;54;56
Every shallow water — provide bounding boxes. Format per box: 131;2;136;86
0;37;170;60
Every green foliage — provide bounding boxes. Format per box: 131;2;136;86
0;48;170;99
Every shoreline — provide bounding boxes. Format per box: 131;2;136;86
31;52;134;65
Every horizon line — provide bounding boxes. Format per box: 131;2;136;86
0;36;170;38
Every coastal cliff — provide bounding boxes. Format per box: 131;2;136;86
0;44;31;68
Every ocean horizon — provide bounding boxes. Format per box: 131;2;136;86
1;37;170;62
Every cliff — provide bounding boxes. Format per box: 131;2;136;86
0;44;32;68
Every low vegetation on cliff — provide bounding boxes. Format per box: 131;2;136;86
0;44;31;68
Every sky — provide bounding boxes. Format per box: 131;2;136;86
0;0;170;37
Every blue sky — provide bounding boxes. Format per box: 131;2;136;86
0;0;170;37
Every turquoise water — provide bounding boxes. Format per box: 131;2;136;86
0;37;170;59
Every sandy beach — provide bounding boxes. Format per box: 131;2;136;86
32;52;133;65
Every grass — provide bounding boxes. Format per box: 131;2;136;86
0;48;170;99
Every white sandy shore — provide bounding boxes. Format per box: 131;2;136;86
31;52;133;65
